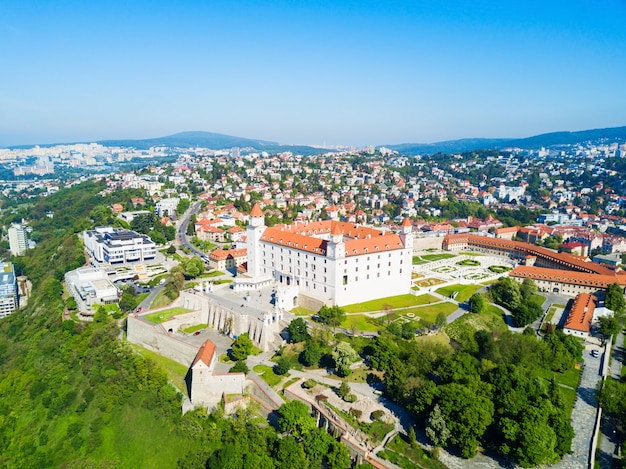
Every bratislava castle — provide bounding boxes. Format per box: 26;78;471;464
246;204;413;306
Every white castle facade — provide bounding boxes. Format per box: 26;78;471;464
244;204;413;307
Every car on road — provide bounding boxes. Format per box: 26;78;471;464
136;306;142;313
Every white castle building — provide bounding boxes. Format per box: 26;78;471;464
243;204;413;307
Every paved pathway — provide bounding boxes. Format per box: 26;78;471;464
556;345;603;469
599;331;625;468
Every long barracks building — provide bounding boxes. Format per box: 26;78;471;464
443;233;626;296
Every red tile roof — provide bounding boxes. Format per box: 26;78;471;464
260;220;405;257
192;340;216;367
250;203;264;217
564;293;596;332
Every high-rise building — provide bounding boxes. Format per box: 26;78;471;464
0;262;19;318
8;224;28;256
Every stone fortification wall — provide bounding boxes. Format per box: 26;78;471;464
160;310;206;332
297;293;327;312
127;315;198;366
413;235;445;251
178;291;282;351
191;372;245;407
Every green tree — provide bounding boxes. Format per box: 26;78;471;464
277;400;316;437
288;318;309;343
118;288;138;313
605;283;626;315
274;357;290;375
176;198;190;216
326;439;351;469
337;381;350;400
332;342;358;377
468;293;485;314
598;315;622;340
274;436;308;469
317;305;346;327
230;361;249;374
436;383;494;458
230;333;255;361
425;404;450;447
300;341;323;367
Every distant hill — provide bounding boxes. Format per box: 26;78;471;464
97;131;278;150
387;125;626;155
98;131;328;156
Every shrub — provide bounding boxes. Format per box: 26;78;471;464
345;393;357;403
274;357;290;375
230;360;249;374
302;379;317;389
370;410;384;421
349;408;362;419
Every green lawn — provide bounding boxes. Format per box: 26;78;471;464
150;290;174;309
200;270;225;278
182;324;205;333
445;304;508;342
412;257;429;265
531;293;546;305
459;251;484;257
389;302;458;323
131;345;189;395
343;294;439;313
341;314;382;332
136;292;150;304
253;364;286;387
291;306;315;316
380;433;447;469
213;279;233;285
144;307;191;324
420;253;456;261
435;283;482;302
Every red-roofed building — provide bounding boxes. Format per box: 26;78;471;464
243;206;413;306
563;293;596;338
191;339;245;409
209;248;247;271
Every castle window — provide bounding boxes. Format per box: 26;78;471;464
343;275;348;285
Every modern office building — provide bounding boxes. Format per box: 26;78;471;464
84;227;157;264
8;224;28;256
0;262;19;318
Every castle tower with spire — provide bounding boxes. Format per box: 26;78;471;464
246;203;265;278
399;217;413;250
326;223;345;259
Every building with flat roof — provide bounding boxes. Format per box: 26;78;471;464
84;227;157;264
244;204;412;307
65;267;120;317
0;262;19;318
8;224;28;256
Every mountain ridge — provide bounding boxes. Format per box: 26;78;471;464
5;125;626;156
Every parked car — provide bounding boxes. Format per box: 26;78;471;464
193;331;202;336
591;350;599;357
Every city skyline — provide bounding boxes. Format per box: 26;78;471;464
1;0;625;147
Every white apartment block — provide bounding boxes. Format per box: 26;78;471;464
8;224;28;256
155;198;180;217
84;227;157;264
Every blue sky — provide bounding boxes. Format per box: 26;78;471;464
1;0;625;147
